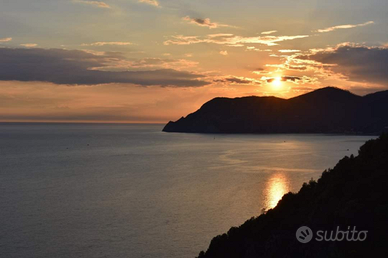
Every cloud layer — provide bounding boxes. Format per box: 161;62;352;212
0;48;209;87
164;34;309;47
213;76;261;85
82;41;132;46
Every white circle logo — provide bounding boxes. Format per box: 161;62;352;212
296;226;313;243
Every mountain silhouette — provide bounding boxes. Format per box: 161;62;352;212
163;87;388;134
197;134;388;257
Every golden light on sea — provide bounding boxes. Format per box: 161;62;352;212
264;172;290;210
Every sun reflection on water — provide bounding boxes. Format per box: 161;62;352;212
264;172;290;210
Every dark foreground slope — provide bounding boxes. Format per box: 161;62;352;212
163;87;388;134
197;134;388;258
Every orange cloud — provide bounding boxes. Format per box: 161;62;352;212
20;43;38;48
0;37;12;42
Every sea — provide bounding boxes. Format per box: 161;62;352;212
0;123;376;258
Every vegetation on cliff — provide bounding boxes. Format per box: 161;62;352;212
198;134;388;258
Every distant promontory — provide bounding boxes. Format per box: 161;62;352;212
163;87;388;134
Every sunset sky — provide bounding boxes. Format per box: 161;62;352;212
1;0;388;123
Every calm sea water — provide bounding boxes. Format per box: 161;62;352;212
0;123;375;258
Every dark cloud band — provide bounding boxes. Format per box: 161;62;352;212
305;45;388;85
0;48;209;87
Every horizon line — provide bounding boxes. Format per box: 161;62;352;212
0;121;166;125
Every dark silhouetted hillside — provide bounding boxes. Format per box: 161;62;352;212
196;134;388;258
163;87;388;134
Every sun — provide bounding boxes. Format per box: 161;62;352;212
272;76;282;90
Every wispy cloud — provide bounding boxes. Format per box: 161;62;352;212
262;53;332;78
138;0;159;7
262;75;315;85
252;68;270;75
246;46;272;52
219;50;228;56
0;37;12;42
20;43;38;48
208;33;234;38
316;21;374;33
82;41;132;46
183;16;235;29
73;0;111;8
278;49;301;53
164;34;309;47
261;30;277;35
213;76;261;85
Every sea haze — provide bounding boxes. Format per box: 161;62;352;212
0;123;375;258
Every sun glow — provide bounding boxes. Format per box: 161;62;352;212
272;76;282;90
